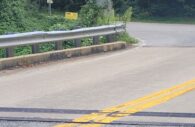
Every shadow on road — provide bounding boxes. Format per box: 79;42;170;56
0;107;195;126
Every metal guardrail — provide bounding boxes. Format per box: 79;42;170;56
0;24;125;58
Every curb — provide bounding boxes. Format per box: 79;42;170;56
0;42;126;70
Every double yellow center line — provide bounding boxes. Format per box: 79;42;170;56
54;79;195;127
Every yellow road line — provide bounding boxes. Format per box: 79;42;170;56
54;79;195;127
84;85;195;127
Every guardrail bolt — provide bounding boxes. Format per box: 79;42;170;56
93;36;100;45
6;47;14;57
32;44;40;54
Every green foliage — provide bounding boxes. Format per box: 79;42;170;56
117;32;138;44
15;46;32;56
100;36;107;44
0;49;5;58
121;7;133;24
64;41;75;49
79;0;103;27
81;38;93;47
97;9;116;25
49;20;79;31
49;23;69;31
79;1;132;26
0;0;76;33
24;13;68;31
39;42;55;53
0;0;27;34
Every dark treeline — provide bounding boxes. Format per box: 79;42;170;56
112;0;195;17
34;0;195;17
35;0;86;11
113;0;195;17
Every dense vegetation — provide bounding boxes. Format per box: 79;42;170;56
0;0;81;34
1;0;195;34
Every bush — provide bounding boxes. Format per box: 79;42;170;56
64;41;75;49
121;7;133;24
79;0;103;27
117;32;138;44
49;23;69;31
100;36;107;44
15;46;31;56
81;38;93;46
39;42;55;53
97;9;116;25
0;49;5;58
49;20;79;31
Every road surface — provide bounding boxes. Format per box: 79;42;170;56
0;22;195;127
127;22;195;47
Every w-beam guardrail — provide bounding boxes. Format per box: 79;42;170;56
0;24;125;58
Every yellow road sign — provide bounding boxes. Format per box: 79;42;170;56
65;12;78;20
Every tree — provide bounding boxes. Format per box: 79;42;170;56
0;0;27;34
79;0;102;26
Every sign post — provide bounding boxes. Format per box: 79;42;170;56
47;0;53;15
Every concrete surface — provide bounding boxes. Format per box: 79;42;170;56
0;22;195;127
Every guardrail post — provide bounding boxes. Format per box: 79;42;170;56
106;34;116;43
55;41;63;50
0;24;125;58
6;47;14;57
32;44;39;54
93;36;100;45
74;39;81;47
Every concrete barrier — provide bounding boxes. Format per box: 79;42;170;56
0;42;126;70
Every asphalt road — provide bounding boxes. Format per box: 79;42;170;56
0;22;195;127
127;22;195;47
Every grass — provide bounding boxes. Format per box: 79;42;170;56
132;17;195;24
117;32;138;44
